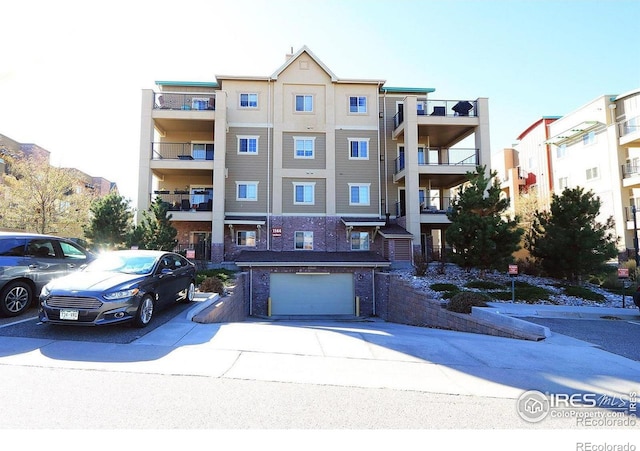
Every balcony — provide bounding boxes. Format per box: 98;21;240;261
151;142;213;160
393;99;478;129
151;190;213;221
154;92;215;111
619;115;640;146
395;197;455;223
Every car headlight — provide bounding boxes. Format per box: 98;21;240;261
103;288;139;300
40;285;51;297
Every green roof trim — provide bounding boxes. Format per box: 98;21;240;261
381;86;436;94
155;80;219;88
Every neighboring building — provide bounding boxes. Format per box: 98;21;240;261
137;46;491;316
502;89;640;258
497;116;559;218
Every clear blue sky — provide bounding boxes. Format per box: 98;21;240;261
2;0;639;206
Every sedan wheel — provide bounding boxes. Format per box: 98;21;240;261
0;281;33;317
183;281;195;303
133;295;154;328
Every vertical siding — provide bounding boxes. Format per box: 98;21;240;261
334;129;379;214
225;126;270;213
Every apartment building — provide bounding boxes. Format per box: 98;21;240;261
500;89;640;258
137;47;491;316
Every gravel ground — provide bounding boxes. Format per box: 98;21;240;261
392;263;640;311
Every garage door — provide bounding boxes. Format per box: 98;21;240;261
270;273;354;315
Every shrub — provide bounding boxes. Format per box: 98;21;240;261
430;283;459;293
465;280;505;290
196;268;236;286
563;285;605;303
413;252;428;277
446;291;489;313
199;276;225;294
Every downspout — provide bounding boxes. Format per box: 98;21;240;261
383;88;389;215
377;82;383;219
371;267;376;316
249;266;253;316
267;79;272;250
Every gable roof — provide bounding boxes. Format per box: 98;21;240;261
271;45;339;81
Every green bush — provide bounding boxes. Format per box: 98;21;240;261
446;291;490;313
199;276;225;294
430;283;459;293
465;280;505;290
563;285;605;303
196;268;236;286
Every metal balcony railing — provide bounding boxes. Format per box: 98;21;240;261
151;190;213;212
394;148;479;174
153;92;215;111
393;99;478;129
395;197;456;217
151;142;214;160
619;115;639;137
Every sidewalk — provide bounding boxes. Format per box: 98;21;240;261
0;298;638;403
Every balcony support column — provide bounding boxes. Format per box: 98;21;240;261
403;96;422;256
211;91;227;263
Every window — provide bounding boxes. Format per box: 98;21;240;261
294;137;315;158
236;182;258;201
192;143;214;160
583;131;596;146
238;136;258;154
191;187;213;209
349;96;367;113
417;147;426;165
349;184;370;206
295;95;313;112
295;231;313;250
557;144;567;158
586;167;599;180
237;231;256;247
239;93;258;108
558;177;569;190
349;139;369;159
293;183;315;205
351;232;370;250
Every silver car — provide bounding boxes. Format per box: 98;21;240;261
0;232;94;317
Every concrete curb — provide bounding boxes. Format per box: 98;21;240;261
471;306;551;339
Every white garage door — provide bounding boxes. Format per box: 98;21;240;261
270;273;354;315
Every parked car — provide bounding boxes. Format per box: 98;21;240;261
39;250;196;327
0;232;94;317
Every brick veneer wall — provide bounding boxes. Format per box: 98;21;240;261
192;272;249;323
375;272;542;341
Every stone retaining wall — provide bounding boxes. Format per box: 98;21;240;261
192;272;249;323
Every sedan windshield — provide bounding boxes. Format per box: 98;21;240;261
85;254;157;275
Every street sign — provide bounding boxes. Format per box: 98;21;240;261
508;264;518;276
618;268;629;279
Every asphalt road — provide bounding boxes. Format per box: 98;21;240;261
0;301;195;343
524;317;640;362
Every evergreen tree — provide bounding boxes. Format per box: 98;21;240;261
525;186;618;283
83;192;134;250
445;165;523;275
135;197;178;251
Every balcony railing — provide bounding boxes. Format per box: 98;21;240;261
394;148;479;173
153;92;215;111
395;197;455;217
619;115;639;138
393;99;478;128
152;190;213;212
152;142;214;160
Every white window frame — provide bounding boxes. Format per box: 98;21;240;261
294;137;315;159
349;96;367;114
349;138;369;160
294;231;314;250
295;94;313;112
239;93;258;108
237;136;259;154
583;131;596;146
557;144;567;159
586;167;599;181
350;231;370;251
349;183;371;206
293;182;315;205
236;182;258;201
236;231;256;247
558;177;569;190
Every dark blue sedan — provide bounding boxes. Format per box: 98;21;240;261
39;250;196;327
